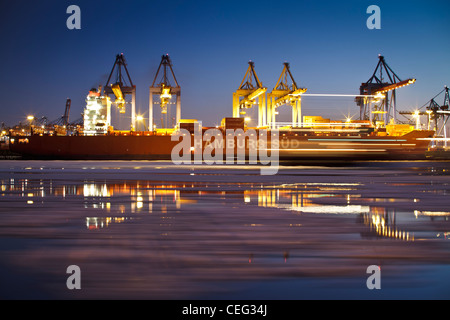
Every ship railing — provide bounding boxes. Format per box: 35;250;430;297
268;122;371;129
418;137;450;149
108;131;172;137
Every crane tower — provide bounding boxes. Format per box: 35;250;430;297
103;53;136;130
356;55;416;125
149;54;181;130
268;62;307;128
233;61;267;127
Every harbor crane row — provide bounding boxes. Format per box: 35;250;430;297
426;85;449;133
399;86;449;135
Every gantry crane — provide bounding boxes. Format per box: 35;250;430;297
233;61;267;127
103;53;136;130
400;86;449;132
48;98;71;127
63;98;71;126
267;62;307;128
421;86;450;148
149;54;181;130
356;55;416;125
426;86;449;132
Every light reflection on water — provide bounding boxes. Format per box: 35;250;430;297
0;161;450;299
1;178;448;241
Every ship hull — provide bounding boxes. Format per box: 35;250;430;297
274;130;434;160
9;130;434;161
9;134;176;160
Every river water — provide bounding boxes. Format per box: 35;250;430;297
0;160;449;299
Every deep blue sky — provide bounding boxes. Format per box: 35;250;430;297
1;0;449;128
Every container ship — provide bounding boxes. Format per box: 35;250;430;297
8;117;434;161
7;54;436;161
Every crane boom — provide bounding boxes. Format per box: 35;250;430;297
63;98;71;126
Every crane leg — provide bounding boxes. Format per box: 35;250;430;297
292;103;297;127
233;93;239;118
176;93;181;126
149;90;153;131
131;90;136;131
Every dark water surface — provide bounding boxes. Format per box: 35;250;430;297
0;160;449;299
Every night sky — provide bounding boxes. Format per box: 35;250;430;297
1;0;449;128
